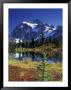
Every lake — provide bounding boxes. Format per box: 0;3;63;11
9;51;62;64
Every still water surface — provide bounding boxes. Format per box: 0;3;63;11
9;51;62;64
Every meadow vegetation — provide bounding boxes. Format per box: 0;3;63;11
9;58;62;81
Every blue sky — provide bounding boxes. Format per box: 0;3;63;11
9;9;62;34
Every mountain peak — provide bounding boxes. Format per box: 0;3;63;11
11;20;62;41
22;21;38;29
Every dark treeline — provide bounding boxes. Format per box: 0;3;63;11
21;37;62;48
9;36;62;53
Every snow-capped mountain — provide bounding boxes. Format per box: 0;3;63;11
22;21;38;29
11;19;62;42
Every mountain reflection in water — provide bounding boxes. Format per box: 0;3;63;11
9;51;62;64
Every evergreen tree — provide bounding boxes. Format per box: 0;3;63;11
31;38;35;48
